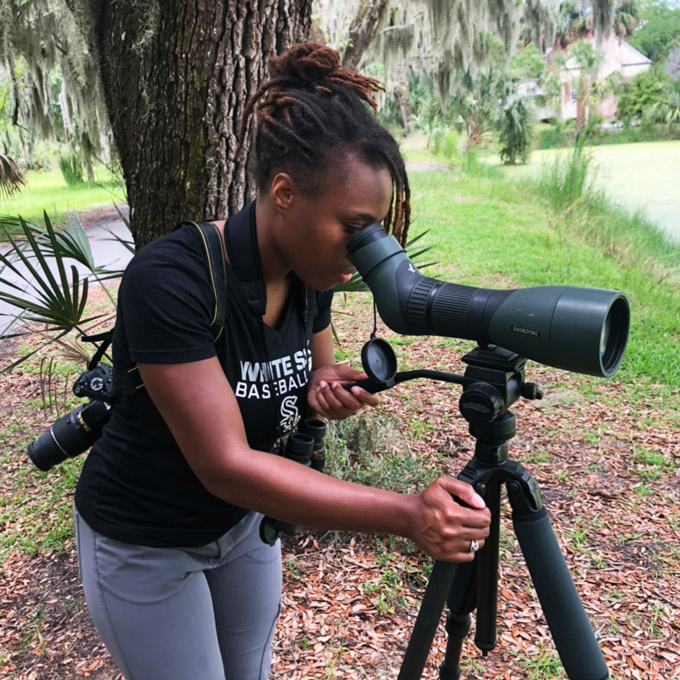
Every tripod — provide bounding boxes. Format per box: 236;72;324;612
397;345;609;680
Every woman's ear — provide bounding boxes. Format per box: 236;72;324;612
269;172;297;214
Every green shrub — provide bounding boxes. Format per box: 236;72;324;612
498;97;535;164
538;127;564;149
58;153;85;186
431;128;462;166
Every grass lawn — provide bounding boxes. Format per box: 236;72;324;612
0;166;124;227
502;140;680;244
403;168;680;389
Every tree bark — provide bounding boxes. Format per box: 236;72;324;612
80;0;312;248
575;84;588;139
341;0;388;71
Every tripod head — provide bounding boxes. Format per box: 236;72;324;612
347;337;543;434
458;345;542;426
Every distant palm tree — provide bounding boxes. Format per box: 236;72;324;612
613;1;641;44
0;154;26;199
568;40;605;139
449;70;508;150
555;2;592;48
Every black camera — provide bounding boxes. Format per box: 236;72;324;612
27;363;113;472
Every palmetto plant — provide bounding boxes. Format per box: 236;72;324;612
648;87;680;127
498;96;535;165
0;153;26;199
0;210;134;371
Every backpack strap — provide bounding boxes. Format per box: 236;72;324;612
112;221;227;397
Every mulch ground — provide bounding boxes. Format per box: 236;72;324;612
1;266;679;679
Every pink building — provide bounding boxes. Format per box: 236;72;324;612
546;36;652;122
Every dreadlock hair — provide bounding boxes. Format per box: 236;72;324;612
238;42;411;245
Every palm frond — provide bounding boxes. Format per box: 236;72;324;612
0;214;93;332
0;154;26;199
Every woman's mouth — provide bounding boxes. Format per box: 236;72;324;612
336;269;356;284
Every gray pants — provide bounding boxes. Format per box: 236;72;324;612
74;508;282;680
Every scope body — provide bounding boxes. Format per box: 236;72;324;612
348;225;629;378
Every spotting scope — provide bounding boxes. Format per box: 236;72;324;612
347;225;629;378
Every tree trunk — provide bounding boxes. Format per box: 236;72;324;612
80;0;312;248
394;87;410;135
575;85;588;139
342;0;389;71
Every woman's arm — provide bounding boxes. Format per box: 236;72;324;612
138;358;490;562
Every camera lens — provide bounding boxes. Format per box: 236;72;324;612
27;401;111;471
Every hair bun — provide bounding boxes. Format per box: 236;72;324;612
267;42;341;83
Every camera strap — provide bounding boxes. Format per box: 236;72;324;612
223;200;266;316
81;330;114;370
111;221;227;397
224;200;311;333
224;201;313;452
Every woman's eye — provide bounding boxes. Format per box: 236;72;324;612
343;224;361;236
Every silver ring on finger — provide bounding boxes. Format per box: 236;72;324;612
469;539;480;553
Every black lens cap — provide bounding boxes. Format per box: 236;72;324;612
361;338;397;383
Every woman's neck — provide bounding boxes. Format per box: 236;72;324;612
254;200;291;287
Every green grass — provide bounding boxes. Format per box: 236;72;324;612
0;166;124;229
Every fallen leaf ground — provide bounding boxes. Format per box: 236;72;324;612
1;248;679;680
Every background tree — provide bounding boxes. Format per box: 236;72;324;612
449;69;509;149
340;0;390;70
613;0;642;43
616;65;668;123
555;1;593;48
565;38;605;138
73;1;312;248
628;0;680;64
0;1;110;178
2;0;619;246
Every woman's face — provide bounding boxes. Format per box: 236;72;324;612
275;155;393;291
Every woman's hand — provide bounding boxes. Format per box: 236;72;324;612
307;363;380;420
405;476;491;562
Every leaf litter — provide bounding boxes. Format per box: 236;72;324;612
1;289;679;679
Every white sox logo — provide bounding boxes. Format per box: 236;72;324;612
279;395;300;432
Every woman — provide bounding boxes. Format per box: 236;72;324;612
74;42;490;680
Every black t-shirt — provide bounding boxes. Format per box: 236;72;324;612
75;220;333;547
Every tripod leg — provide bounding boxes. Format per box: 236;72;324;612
512;498;609;680
439;612;471;680
472;479;501;654
438;561;477;680
397;561;460;680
